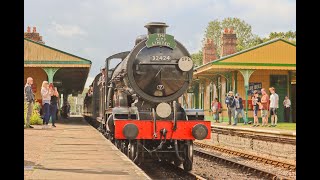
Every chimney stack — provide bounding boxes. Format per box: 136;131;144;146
24;26;45;44
202;38;217;65
220;27;237;57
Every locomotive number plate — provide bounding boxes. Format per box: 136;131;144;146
151;55;171;61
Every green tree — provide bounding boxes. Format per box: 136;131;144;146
191;50;203;67
261;31;296;44
204;17;258;58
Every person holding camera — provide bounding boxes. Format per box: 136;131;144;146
235;93;247;125
252;90;261;127
225;91;236;125
41;81;53;129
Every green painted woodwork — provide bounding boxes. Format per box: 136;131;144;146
194;83;199;108
234;71;238;93
239;70;255;119
43;67;60;83
212;62;296;67
24;61;91;65
270;75;288;122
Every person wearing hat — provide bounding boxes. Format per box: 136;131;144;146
234;93;247;125
98;66;106;86
225;91;236;125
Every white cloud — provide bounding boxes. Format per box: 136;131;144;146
48;21;87;38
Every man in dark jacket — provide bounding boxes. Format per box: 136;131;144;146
235;93;247;125
225;91;236;125
24;77;35;128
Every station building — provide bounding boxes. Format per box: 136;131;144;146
180;28;296;122
24;26;92;105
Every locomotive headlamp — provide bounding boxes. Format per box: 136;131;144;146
178;56;193;72
192;124;208;140
156;102;172;118
123;123;139;140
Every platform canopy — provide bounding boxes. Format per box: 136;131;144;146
194;38;296;78
24;38;92;96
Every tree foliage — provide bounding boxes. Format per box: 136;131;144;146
260;31;296;44
204;17;258;58
191;50;203;67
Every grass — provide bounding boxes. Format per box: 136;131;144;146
205;115;296;131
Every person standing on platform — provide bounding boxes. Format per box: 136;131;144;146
269;87;279;127
252;90;261;127
225;91;236;125
211;98;219;123
49;85;59;127
260;88;269;127
235;93;248;125
24;77;35;128
283;95;291;122
41;81;53;129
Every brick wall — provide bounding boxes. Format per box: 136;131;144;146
24;26;45;44
220;28;237;57
202;39;217;65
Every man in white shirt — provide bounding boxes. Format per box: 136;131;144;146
269;87;279;127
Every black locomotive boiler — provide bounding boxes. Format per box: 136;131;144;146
83;22;211;171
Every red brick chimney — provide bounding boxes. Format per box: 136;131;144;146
220;27;237;57
24;26;45;44
202;38;217;65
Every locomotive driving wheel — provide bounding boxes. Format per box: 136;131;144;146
183;141;193;171
127;140;137;162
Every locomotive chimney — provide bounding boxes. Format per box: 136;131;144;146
144;22;168;34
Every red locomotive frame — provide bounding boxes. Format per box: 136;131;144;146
114;120;211;139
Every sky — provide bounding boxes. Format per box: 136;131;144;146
24;0;296;89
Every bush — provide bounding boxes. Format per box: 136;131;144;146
24;101;43;125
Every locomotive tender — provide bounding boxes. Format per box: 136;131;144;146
83;22;211;171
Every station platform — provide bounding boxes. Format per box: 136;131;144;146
211;122;296;137
24;116;151;180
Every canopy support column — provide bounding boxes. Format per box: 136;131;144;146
43;67;60;83
239;70;255;119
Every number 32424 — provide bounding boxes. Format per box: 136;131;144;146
151;55;171;61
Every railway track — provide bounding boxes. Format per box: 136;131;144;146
194;141;296;171
194;147;292;180
211;127;296;145
139;161;205;180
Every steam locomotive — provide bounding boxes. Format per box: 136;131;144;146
83;22;211;171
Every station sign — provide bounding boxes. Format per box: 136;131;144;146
247;82;262;95
146;33;177;49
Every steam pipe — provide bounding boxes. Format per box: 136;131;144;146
174;140;184;162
